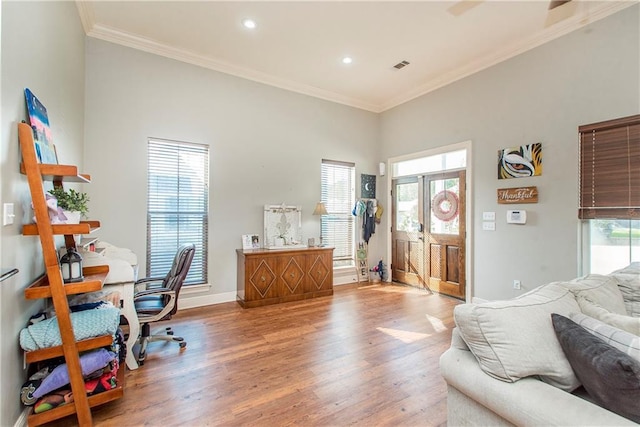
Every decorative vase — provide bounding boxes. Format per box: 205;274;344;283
62;210;81;224
274;237;285;247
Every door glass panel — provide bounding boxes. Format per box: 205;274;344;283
396;182;419;232
430;177;460;235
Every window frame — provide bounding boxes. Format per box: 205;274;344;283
147;137;209;285
578;115;640;274
321;159;356;267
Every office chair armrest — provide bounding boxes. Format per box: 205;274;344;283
133;287;173;299
135;276;165;284
134;277;165;292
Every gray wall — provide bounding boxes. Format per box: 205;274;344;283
83;39;381;301
0;2;638;425
379;5;640;301
0;1;85;424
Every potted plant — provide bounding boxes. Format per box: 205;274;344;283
47;187;89;224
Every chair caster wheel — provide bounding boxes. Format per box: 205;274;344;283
167;330;174;335
179;342;187;348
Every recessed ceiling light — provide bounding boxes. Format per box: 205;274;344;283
242;19;257;29
342;57;353;65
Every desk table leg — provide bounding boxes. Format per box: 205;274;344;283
119;282;140;370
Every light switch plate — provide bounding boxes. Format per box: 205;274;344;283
3;203;15;226
482;211;496;221
482;221;495;231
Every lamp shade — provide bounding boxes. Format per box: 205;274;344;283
313;202;328;216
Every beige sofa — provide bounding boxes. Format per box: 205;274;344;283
440;265;640;426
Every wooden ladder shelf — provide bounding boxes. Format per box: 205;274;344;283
18;122;124;426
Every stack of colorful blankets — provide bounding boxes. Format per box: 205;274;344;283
19;301;125;413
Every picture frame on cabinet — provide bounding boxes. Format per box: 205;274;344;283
242;234;260;250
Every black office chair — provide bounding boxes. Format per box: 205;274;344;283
133;243;195;365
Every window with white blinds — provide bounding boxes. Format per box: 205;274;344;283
147;138;208;285
321;159;356;267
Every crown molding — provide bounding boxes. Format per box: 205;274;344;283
76;1;636;114
75;1;94;35
76;0;381;113
381;1;636;111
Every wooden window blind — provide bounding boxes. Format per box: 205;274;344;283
321;159;356;264
578;114;640;220
147;138;209;284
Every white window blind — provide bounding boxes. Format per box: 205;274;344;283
321;159;355;266
147;138;208;285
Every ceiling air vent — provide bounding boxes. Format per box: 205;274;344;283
393;60;410;70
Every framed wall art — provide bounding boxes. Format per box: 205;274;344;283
263;204;304;248
361;174;376;198
498;143;542;179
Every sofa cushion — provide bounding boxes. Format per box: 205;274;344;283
610;262;640;317
562;274;627;315
454;283;581;390
552;313;640;423
577;296;640;336
450;327;470;351
569;312;640;361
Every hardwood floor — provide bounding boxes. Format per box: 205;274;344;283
51;283;461;426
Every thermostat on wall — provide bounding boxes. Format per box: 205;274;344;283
507;210;527;224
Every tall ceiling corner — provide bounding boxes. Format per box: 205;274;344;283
75;1;95;35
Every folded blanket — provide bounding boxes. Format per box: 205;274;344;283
19;306;120;352
33;359;119;414
21;348;116;405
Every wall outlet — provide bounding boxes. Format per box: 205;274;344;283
513;279;521;290
3;203;15;226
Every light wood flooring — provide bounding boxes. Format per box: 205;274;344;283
51;282;461;426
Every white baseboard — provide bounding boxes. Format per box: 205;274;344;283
333;268;363;285
179;291;236;309
14;408;28;427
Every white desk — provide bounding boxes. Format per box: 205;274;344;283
80;243;140;370
104;281;140;370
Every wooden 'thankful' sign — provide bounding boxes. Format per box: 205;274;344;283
497;186;538;204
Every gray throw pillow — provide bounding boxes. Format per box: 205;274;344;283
552;313;640;423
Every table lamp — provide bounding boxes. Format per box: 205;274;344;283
313;202;328;246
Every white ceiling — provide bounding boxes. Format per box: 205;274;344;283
76;1;637;113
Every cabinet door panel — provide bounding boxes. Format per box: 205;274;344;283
245;256;279;301
279;255;306;297
306;253;332;293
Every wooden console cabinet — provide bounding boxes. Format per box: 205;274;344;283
236;247;334;308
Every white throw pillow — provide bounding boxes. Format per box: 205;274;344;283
576;295;640;336
562;274;627;315
611;262;640;318
454;283;581;391
569;312;640;362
